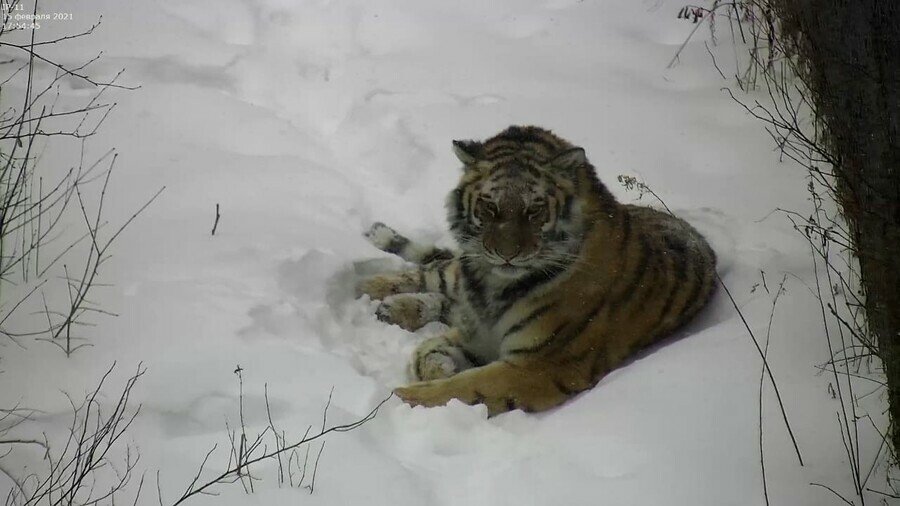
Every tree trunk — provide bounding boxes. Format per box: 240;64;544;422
776;0;900;452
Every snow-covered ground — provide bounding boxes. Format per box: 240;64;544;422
1;0;891;505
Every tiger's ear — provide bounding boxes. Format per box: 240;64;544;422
452;140;481;166
550;147;587;171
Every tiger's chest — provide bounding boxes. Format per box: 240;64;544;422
452;273;558;363
446;293;502;363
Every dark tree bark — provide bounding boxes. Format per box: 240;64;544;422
774;0;900;453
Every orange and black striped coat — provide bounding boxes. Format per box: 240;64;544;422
358;125;717;416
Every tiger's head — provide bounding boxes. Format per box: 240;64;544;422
446;126;612;279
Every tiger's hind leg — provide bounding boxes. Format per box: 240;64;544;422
376;293;448;331
365;222;454;264
356;268;425;300
409;328;478;381
357;247;460;301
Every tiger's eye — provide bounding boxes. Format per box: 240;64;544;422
527;206;547;223
475;199;498;221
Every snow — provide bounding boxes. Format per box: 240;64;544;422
0;0;890;505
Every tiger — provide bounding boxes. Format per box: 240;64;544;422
357;125;717;416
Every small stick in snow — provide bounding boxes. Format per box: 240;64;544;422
306;441;325;495
211;203;221;236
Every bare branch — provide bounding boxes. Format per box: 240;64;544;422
170;376;390;506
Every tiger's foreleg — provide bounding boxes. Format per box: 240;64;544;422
395;353;600;416
357;247;461;328
359;222;461;328
356;268;429;300
365;222;455;265
357;257;457;299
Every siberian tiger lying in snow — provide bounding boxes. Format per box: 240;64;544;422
357;125;717;416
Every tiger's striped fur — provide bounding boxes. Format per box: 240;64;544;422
358;125;717;416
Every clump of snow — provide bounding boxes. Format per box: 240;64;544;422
0;0;889;505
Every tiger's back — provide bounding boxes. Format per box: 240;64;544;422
618;205;717;343
489;203;716;400
358;126;717;415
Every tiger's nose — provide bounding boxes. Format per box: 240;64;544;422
495;246;521;263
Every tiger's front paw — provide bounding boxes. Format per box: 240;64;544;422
365;222;407;254
395;382;517;417
376;293;445;331
394;381;456;409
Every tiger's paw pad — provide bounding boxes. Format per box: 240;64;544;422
365;222;404;253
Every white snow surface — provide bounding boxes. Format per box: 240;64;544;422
0;0;890;505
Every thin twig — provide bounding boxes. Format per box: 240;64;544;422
619;174;804;466
810;482;855;506
211;203;220;236
307;442;325;495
